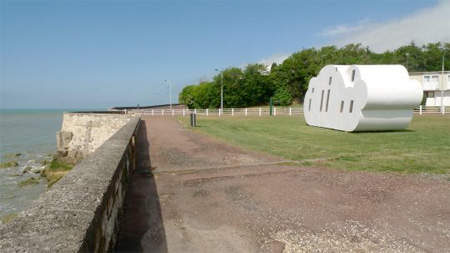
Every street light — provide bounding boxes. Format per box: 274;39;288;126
441;52;445;113
164;80;172;110
215;69;223;111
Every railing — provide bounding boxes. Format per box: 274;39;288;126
127;106;449;116
414;105;449;115
128;107;304;117
0;116;141;252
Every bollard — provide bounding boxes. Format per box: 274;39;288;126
245;108;248;116
190;113;197;127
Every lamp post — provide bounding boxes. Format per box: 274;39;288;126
405;53;409;70
441;52;445;113
215;69;223;111
164;80;172;109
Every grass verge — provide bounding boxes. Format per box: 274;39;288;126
180;115;450;174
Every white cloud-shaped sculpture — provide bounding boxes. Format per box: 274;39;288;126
303;65;423;132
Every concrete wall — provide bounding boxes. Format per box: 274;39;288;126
0;116;140;252
57;113;133;164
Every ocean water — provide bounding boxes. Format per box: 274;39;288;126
0;109;66;219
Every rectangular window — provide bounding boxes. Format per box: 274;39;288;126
349;100;354;113
325;89;330;112
308;99;311;112
351;70;356;82
340;101;344;113
431;75;439;83
424;75;439;83
425;91;434;98
329;76;332;85
320;90;324;112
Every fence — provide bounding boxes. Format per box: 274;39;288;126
125;106;448;116
126;107;304;117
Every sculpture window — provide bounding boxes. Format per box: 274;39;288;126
340;101;344;113
308;99;311;112
325;89;330;112
351;70;356;82
349;100;354;113
320;90;324;112
329;77;332;85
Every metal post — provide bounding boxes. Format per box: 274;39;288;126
441;53;445;114
164;80;173;110
221;73;223;111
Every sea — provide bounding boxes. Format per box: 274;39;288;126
0;109;71;220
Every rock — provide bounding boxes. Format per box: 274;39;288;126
18;177;40;187
31;166;45;174
4;153;22;158
40;160;51;166
23;166;33;174
1;213;18;225
0;161;19;169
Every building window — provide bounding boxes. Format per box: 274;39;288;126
340;101;344;113
349;100;354;113
351;70;356;82
425;91;434;98
424;75;439;83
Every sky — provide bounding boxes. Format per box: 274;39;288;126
0;0;449;109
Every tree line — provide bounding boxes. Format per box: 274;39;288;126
179;42;450;109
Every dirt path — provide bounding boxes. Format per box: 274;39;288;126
116;116;450;253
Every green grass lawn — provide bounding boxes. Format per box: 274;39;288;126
181;115;450;174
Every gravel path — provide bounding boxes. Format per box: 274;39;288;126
116;116;450;253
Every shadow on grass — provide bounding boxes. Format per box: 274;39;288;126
115;120;168;253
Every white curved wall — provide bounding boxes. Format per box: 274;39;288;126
303;65;423;132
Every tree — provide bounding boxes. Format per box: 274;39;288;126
272;86;293;106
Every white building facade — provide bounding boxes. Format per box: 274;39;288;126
409;71;450;107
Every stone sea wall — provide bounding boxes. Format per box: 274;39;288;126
0;116;141;252
57;112;132;164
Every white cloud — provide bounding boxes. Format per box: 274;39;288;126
318;18;371;37
324;0;450;52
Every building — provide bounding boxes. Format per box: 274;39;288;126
304;65;422;132
409;71;450;107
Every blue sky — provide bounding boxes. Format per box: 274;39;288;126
1;0;448;109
